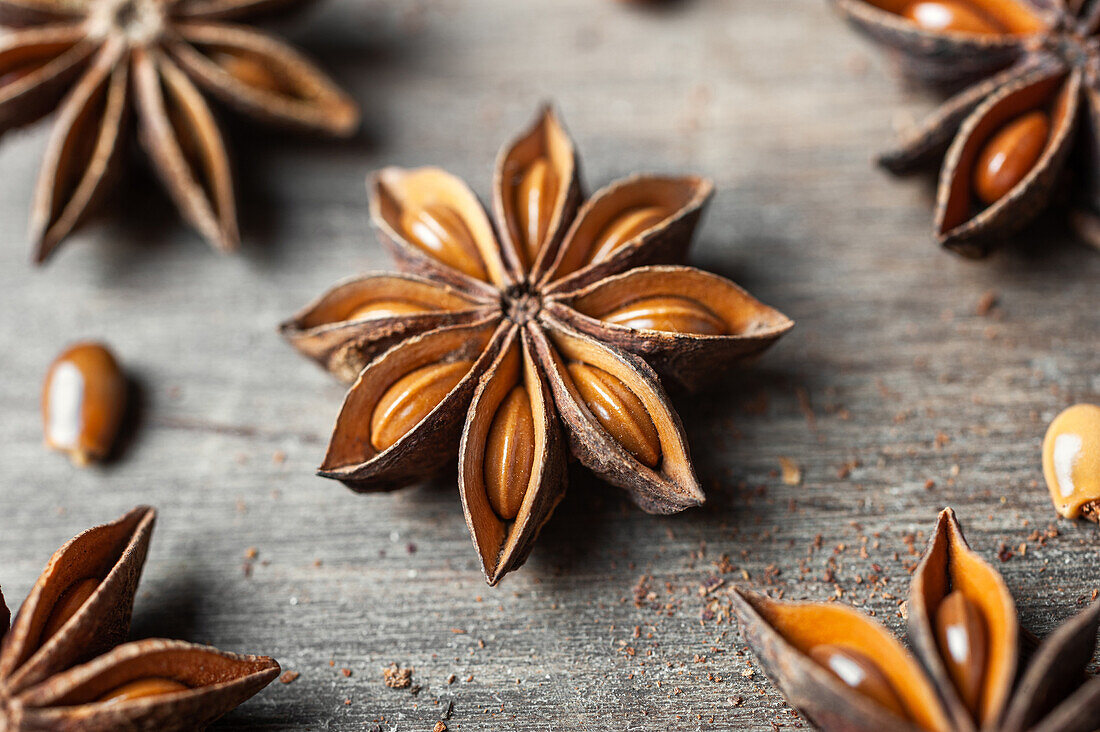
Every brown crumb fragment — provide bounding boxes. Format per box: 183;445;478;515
383;663;413;689
976;290;998;316
279;671;299;684
778;457;802;486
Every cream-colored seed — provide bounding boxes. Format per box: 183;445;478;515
601;295;726;335
587;206;668;265
566;362;660;468
484;385;535;520
934;590;988;717
371;360;473;451
514;157;558;266
400;204;488;281
807;644;909;720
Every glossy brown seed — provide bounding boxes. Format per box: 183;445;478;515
807;644;910;720
209;49;283;94
400;204;488;281
346;299;433;322
1042;403;1100;519
934;590;988;716
601;295;726;335
973;111;1050;205
484;385;535;520
41;577;99;642
587;206;668;265
42;342;127;466
514;157;557;266
901;0;1005;34
98;677;190;704
566;362;660;468
370;360;474;451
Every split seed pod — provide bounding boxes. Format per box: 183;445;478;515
732;508;1100;732
0;506;280;730
282;105;793;584
831;0;1100;256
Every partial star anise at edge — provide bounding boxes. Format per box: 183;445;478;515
732;508;1100;732
831;0;1100;258
281;106;794;585
0;506;279;730
0;0;359;263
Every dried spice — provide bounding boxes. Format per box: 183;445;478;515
0;506;280;730
0;0;358;263
1043;403;1100;521
41;342;127;466
831;0;1100;256
282;106;793;585
732;508;1100;732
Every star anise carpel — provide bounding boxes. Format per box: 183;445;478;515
832;0;1100;257
281;106;794;585
0;506;280;731
732;508;1100;732
0;0;359;263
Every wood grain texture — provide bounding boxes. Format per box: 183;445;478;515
0;0;1098;729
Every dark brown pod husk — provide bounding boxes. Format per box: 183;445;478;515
289;105;789;584
541;175;713;294
545;265;793;392
0;506;155;694
828;0;1047;85
530;317;703;514
8;640;280;732
279;272;497;383
935;64;1079;257
493;104;582;282
908;508;1017;730
319;317;506;491
459;326;566;585
733;507;1100;732
0;0;359;261
729;587;952;732
369;166;511;295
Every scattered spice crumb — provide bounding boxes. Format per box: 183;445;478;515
778;457;802;486
279;671;299;684
383;663;413;689
976;290;998;316
434;723;447;732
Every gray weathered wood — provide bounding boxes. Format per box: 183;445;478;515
0;0;1098;729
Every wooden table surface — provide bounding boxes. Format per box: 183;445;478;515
1;0;1098;729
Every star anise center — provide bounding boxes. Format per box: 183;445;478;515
86;0;166;46
501;283;543;325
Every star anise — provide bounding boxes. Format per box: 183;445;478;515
732;508;1100;732
282;106;794;585
0;506;280;730
832;0;1100;257
0;0;358;263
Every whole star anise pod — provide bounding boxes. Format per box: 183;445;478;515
0;506;280;730
282;106;793;585
732;508;1100;732
832;0;1100;257
0;0;358;263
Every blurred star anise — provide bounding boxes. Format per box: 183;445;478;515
732;508;1100;732
832;0;1100;257
0;506;280;730
282;106;793;585
0;0;358;262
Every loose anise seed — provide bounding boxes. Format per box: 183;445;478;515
901;0;1005;34
484;385;535;520
209;49;283;94
98;677;190;704
566;362;660;468
934;590;988;717
586;206;669;266
346;299;433;322
601;295;726;335
400;204;488;281
370;360;474;451
42;342;127;466
1042;403;1100;520
41;577;99;642
514;157;557;266
807;644;910;720
973;111;1050;205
